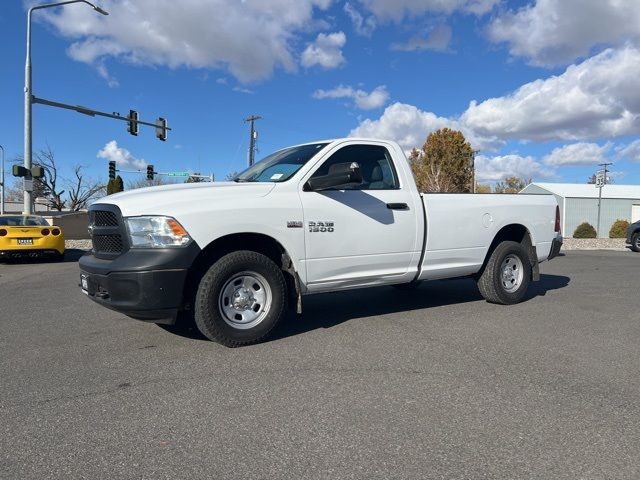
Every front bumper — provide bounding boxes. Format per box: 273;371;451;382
548;235;563;260
79;242;200;323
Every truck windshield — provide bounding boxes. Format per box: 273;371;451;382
234;143;329;183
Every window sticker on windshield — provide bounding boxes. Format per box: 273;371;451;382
270;173;284;180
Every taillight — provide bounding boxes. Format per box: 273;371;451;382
0;229;6;237
554;205;561;233
52;228;61;236
41;228;50;236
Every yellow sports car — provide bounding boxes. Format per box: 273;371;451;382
0;215;65;260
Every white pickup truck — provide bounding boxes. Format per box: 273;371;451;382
80;138;562;346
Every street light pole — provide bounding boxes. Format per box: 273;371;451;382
0;145;5;215
23;0;108;215
24;8;33;214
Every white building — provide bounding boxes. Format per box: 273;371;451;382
521;183;640;238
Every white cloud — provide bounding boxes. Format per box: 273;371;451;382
616;139;640;163
313;85;390;110
301;32;347;69
349;102;499;151
232;86;256;95
351;46;640;148
356;0;499;22
391;25;452;52
488;0;640;67
41;0;332;83
462;46;640;142
543;142;611;166
475;154;554;182
344;2;376;36
97;141;147;170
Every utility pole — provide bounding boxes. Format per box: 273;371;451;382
0;145;5;215
596;162;612;238
245;115;262;166
471;149;479;193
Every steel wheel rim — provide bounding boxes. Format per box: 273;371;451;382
635;236;640;248
500;254;524;293
218;271;272;330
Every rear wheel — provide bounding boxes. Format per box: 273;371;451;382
194;251;287;347
477;241;531;305
631;233;640;253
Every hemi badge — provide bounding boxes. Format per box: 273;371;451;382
287;221;303;228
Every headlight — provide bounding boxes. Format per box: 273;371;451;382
125;216;191;248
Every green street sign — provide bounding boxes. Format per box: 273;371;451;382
166;172;190;177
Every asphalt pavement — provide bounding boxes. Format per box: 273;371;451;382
1;250;639;479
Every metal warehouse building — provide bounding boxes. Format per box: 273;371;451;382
521;183;640;238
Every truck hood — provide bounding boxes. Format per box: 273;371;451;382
97;182;276;217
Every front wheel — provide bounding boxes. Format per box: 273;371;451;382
194;251;287;347
477;241;532;305
631;233;640;253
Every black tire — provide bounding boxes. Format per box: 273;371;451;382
477;241;532;305
194;250;287;347
631;233;640;253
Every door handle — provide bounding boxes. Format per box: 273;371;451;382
386;203;409;210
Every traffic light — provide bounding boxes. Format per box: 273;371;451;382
31;166;44;178
155;117;167;141
108;161;116;180
12;165;29;177
146;165;154;181
127;110;138;136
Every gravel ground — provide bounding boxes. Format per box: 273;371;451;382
562;237;629;251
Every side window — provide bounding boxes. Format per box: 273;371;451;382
310;144;399;190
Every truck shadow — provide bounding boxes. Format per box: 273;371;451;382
270;273;570;342
162;274;570;343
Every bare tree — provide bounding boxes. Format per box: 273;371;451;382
126;177;176;190
13;145;67;210
225;171;240;181
67;166;106;211
493;176;530;194
5;180;24;202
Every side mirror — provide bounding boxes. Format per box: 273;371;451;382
304;162;363;191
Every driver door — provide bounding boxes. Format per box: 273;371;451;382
300;143;419;291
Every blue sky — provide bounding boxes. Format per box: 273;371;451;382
1;0;639;189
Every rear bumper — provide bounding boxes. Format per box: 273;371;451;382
548;235;562;260
79;242;200;323
0;248;62;258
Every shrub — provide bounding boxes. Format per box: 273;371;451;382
573;222;597;238
609;219;629;238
